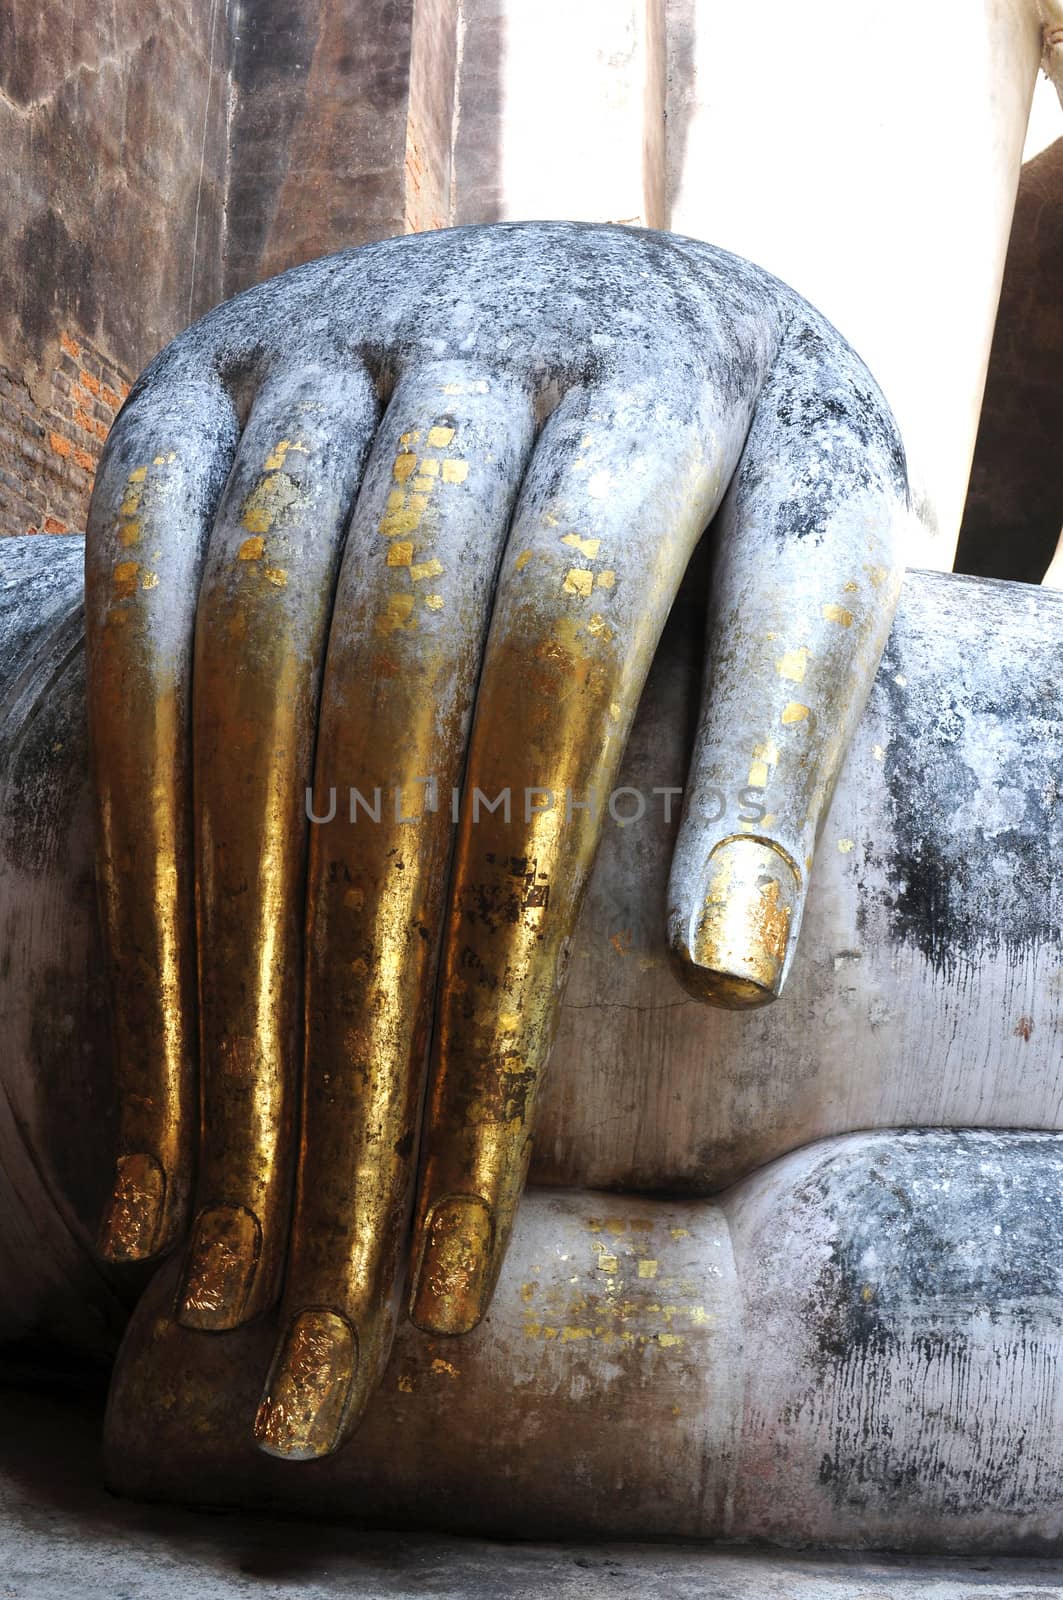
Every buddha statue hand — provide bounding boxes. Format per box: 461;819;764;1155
84;221;909;1458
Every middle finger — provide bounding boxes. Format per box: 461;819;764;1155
254;362;536;1458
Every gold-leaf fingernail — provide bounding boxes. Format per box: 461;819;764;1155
410;1196;493;1335
254;1311;358;1461
97;1152;165;1262
176;1205;261;1330
680;837;799;1009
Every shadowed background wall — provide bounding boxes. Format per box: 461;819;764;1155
1;0;1061;579
956;134;1063;584
0;0;230;538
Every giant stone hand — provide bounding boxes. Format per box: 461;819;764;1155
85;220;909;1458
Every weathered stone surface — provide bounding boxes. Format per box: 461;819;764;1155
0;536;130;1359
0;0;466;539
100;1139;1063;1547
0;0;229;369
1;0;1057;576
4;1384;1062;1600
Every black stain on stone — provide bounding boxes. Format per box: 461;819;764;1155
865;575;1063;980
795;1131;1063;1520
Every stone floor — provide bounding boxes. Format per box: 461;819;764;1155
2;1376;1061;1599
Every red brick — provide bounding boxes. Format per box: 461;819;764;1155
2;340;130;536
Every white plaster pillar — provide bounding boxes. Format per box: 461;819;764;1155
453;0;666;228
664;0;1044;568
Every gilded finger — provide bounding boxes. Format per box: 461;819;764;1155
175;361;379;1330
254;363;536;1456
408;383;732;1336
86;371;240;1262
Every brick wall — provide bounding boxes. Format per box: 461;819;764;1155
0;333;130;538
0;0;230;540
2;0;455;538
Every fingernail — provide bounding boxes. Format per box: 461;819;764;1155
410;1195;493;1335
97;1153;166;1262
254;1310;358;1460
176;1204;261;1330
677;836;799;1009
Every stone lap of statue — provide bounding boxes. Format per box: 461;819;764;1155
102;1131;1063;1548
83;224;909;1459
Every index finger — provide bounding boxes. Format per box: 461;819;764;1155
408;382;732;1334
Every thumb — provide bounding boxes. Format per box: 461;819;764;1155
668;308;910;1007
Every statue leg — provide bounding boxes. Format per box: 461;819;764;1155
103;1130;1063;1551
